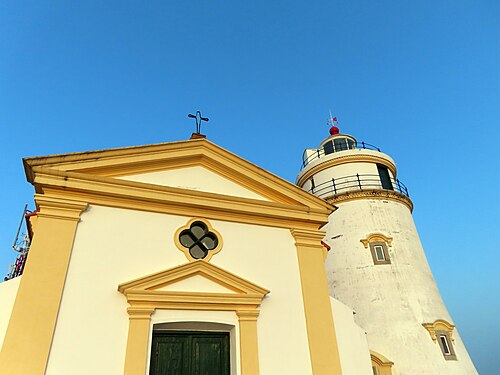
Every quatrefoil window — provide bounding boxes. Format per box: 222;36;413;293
175;219;223;262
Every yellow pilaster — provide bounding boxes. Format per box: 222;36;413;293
237;309;261;375
291;228;343;375
0;195;87;375
123;307;155;375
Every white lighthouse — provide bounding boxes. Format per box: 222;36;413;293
296;120;478;374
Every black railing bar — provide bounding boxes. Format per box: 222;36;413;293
311;175;406;187
301;142;383;167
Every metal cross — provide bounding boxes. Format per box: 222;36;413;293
188;111;209;134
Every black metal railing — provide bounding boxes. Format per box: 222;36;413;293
301;141;381;169
309;174;409;199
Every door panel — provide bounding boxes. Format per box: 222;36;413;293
150;332;229;375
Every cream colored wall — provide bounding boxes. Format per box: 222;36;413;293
324;199;478;374
330;297;373;375
45;205;313;375
155;274;237;293
0;277;21;350
118;165;270;201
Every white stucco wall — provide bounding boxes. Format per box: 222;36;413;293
301;161;392;197
330;297;373;375
45;205;313;375
0;277;21;350
323;199;478;374
297;148;396;185
118;165;270;201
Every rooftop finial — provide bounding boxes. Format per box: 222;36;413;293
327;110;339;135
188;110;209;135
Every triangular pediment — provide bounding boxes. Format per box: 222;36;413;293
118;260;269;297
118;261;270;298
116;165;270;201
23;138;332;210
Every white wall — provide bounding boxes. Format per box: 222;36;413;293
330;297;373;375
297;148;396;185
0;277;21;350
45;205;313;375
323;199;478;374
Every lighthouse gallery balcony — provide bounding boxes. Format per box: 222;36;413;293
297;135;411;204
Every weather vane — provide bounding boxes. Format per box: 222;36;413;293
327;110;340;135
188;111;209;134
327;110;338;127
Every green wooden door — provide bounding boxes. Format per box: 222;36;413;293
150;331;230;375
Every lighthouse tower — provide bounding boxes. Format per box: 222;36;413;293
296;121;477;374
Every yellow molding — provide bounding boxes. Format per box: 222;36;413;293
236;310;261;320
326;189;413;212
173;218;224;262
118;261;269;375
34;194;88;221
24;138;333;210
237;310;261;374
118;260;270;296
360;233;393;248
297;153;397;187
370;350;394;375
124;309;154;375
33;170;331;230
422;319;456;342
127;307;155;319
0;196;87;375
291;228;343;374
291;228;326;247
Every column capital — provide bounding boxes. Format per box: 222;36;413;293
236;309;260;321
127;307;155;320
34;194;88;221
290;228;326;248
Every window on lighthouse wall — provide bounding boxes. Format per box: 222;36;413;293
436;330;457;360
369;242;391;265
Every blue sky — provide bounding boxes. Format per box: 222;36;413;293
1;1;498;372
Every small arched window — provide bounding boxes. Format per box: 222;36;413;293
360;233;393;265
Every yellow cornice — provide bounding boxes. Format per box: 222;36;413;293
297;153;397;187
24;138;333;211
326;189;413;212
370;350;394;367
34;194;88;221
422;319;456;342
32;169;331;229
370;350;394;374
290;228;327;248
118;260;270;319
119;260;270;297
360;233;393;248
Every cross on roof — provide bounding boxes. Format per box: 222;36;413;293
188;111;209;134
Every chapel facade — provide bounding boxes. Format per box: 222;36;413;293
0;127;477;374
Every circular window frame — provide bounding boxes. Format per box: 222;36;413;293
174;218;223;262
